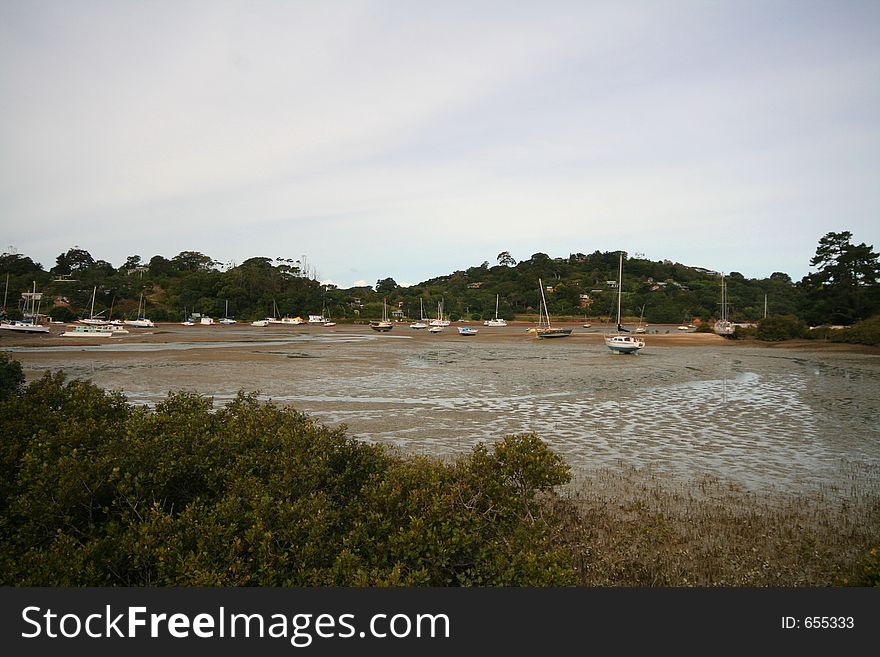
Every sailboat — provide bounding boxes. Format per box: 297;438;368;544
370;298;393;332
714;274;735;336
410;298;428;329
322;301;336;327
265;300;282;324
124;294;156;327
483;294;508;327
604;254;645;354
535;279;571;338
78;287;108;325
0;281;50;334
219;300;236;324
429;300;450;327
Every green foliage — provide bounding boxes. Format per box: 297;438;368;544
801;231;880;325
0;372;575;586
810;315;880;347
1;232;872;328
0;353;24;401
756;315;808;341
48;306;75;322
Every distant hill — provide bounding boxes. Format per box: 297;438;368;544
1;248;802;326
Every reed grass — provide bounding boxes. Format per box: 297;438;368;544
558;464;880;586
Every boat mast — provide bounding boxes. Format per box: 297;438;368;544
495;294;500;320
616;253;623;327
539;278;551;328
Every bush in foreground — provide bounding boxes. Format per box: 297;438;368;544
0;372;574;586
1;364;876;587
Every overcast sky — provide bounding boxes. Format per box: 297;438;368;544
2;0;878;287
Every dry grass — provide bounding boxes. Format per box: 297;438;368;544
557;465;880;586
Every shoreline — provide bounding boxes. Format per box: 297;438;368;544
3;321;878;354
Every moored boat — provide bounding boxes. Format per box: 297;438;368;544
535;279;572;339
604;254;645;354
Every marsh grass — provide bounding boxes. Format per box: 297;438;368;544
558;464;880;586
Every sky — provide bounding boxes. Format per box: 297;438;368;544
1;0;878;288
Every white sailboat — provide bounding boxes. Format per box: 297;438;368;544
0;281;50;334
714;274;735;336
534;280;571;338
370;298;393;332
264;300;283;324
78;286;108;325
124;294;155;327
410;298;428;329
604;254;645;354
429;300;450;327
219;300;236;324
484;294;508;327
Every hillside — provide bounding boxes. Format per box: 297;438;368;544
1;233;877;328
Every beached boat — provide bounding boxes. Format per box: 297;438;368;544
714;274;735;336
604;254;645;354
200;316;214;325
458;326;479;336
219;300;236;325
251;319;269;327
484;294;508;327
535;279;572;338
78;287;109;325
370;299;393;332
429;300;450;327
411;299;428;329
428;325;443;333
0;281;50;334
124;294;156;328
61;324;129;337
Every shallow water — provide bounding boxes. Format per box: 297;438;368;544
7;327;879;494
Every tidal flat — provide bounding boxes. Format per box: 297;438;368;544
5;323;879;498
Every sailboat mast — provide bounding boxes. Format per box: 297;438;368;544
616;253;623;326
539;278;551;328
764;294;767;319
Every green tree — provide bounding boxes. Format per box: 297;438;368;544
497;251;517;267
376;277;398;294
802;231;880;325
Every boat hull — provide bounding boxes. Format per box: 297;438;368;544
604;334;644;353
536;328;572;338
0;322;49;334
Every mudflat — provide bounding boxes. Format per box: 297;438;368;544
4;322;879;496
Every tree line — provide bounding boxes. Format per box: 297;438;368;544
1;232;877;327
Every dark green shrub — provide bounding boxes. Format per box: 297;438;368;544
0;372;575;586
756;315;808;341
0;353;24;401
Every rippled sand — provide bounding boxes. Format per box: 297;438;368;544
5;323;879;495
